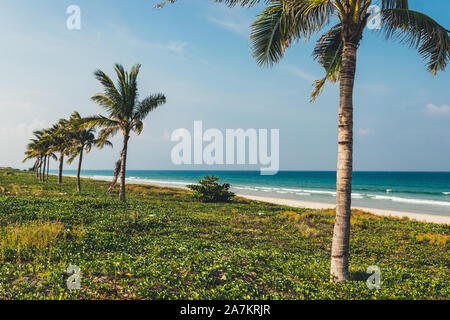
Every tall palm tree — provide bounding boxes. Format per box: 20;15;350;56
163;0;449;281
67;111;112;192
83;64;166;201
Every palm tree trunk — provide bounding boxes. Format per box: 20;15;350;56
77;149;83;192
119;134;130;202
39;157;43;181
58;153;64;185
36;158;41;179
107;159;122;193
46;156;50;181
42;156;47;182
330;40;358;282
33;159;38;176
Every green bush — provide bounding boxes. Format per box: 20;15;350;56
187;176;235;203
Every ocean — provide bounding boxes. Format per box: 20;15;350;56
57;170;450;217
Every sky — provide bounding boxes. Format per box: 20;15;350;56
0;0;449;172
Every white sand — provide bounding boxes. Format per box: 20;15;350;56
71;174;450;225
238;194;450;225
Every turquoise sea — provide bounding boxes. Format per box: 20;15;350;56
57;170;450;216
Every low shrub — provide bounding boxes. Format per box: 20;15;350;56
187;176;235;203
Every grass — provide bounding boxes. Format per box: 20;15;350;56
0;168;448;300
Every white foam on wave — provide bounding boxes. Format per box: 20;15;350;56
84;174;192;187
372;195;450;207
78;174;450;208
296;192;311;196
301;189;336;196
235;185;338;197
91;175;113;181
128;178;190;186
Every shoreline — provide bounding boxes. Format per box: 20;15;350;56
239;194;450;225
70;173;450;225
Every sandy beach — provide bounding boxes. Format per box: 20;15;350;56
239;194;450;225
73;174;450;225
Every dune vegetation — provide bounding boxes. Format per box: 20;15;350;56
0;168;448;299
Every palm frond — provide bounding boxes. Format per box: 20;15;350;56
132;120;144;135
79;115;121;130
97;127;120;146
156;0;267;8
133;93;166;121
381;8;450;74
93;69;123;106
98;139;113;149
250;0;333;67
310;24;342;101
380;0;408;10
129;64;141;116
67;148;82;164
91;93;118;116
113;64;130;116
310;78;327;102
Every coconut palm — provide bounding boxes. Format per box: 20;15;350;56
83;64;166;201
23;129;53;181
162;0;449;281
47;118;73;185
67;111;112;192
24;127;62;182
43;137;57;181
23;130;45;179
38;129;58;181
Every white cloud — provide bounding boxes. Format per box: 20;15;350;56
425;104;450;116
282;64;316;82
152;41;188;52
0;93;46;112
206;16;249;36
114;28;188;53
0;119;48;139
357;128;375;137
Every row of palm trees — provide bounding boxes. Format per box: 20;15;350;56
23;112;112;191
24;63;167;199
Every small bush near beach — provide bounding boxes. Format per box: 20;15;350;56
0;168;448;300
187;176;235;203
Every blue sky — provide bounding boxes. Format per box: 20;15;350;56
0;0;449;171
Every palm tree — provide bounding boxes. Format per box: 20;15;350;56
83;64;166;201
163;0;449;281
23;131;44;179
48;118;73;185
38;129;57;181
24;128;60;182
42;136;57;181
67;111;112;192
24;129;50;181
